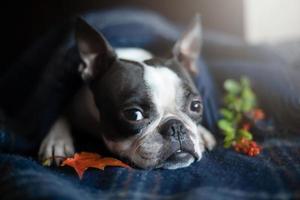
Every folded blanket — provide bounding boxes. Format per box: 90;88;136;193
0;8;299;200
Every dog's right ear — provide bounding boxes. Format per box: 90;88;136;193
76;18;116;81
173;15;202;76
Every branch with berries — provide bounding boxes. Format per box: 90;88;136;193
218;77;265;156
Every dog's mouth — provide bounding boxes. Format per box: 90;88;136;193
156;149;198;170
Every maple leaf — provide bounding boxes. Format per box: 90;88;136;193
61;152;131;179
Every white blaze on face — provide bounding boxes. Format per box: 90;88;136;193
143;63;203;158
115;48;153;62
143;65;182;114
102;48;207;167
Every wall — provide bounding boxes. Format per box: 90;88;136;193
244;0;300;44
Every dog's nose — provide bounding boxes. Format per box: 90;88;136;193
160;119;188;140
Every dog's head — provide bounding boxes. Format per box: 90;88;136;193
75;16;215;169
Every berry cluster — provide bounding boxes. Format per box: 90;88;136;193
218;77;264;157
233;138;261;156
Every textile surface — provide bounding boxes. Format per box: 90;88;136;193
0;9;299;200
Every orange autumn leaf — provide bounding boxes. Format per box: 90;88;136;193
61;152;131;179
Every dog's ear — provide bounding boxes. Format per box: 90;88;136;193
173;15;202;76
76;18;116;81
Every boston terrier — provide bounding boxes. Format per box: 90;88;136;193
38;16;216;170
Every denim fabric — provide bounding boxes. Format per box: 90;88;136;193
0;9;299;200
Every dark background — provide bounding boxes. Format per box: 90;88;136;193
1;0;243;68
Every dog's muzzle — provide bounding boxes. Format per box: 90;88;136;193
156;118;199;169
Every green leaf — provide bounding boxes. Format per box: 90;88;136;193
224;134;235;142
219;77;258;148
218;119;234;133
241;88;255;100
220;108;234;120
224;95;237;110
241;88;257;112
225;129;235;138
224;79;241;94
233;98;242;111
224;140;233;148
224;94;236;104
240;76;251;88
241;101;252;113
238;129;253;140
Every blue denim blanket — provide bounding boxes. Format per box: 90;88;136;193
0;9;300;200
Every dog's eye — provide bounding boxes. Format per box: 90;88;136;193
190;100;202;113
123;108;144;121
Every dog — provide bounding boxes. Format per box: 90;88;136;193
38;16;216;170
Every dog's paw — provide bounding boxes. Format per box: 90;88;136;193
198;125;216;151
38;129;75;166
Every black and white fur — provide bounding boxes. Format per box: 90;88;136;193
39;16;216;169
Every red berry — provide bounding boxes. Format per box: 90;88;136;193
242;123;251;131
233;137;262;156
250;142;257;148
252;109;265;121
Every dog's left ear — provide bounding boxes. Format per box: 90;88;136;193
76;17;116;81
173;15;202;76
